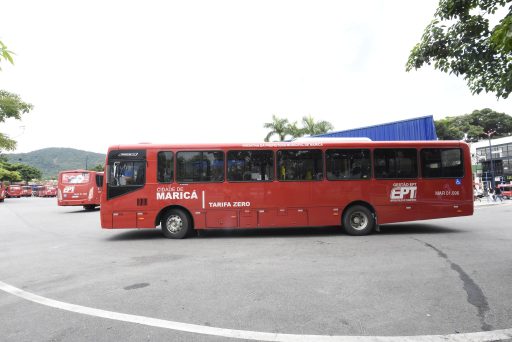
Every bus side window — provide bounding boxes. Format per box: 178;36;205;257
157;151;174;183
227;150;274;182
277;149;323;181
421;148;463;178
326;149;371;180
374;149;417;179
176;151;224;183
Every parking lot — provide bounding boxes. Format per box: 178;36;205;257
1;197;511;341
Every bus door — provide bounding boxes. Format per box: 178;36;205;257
106;150;146;228
372;148;420;223
418;148;469;219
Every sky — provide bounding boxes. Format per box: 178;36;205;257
0;0;510;154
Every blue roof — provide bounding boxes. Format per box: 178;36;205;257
315;115;438;141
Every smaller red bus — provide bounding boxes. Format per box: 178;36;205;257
0;184;5;202
6;185;22;198
58;170;104;210
46;186;57;197
21;185;33;197
33;185;44;197
498;184;512;199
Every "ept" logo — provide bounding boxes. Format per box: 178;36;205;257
390;186;417;201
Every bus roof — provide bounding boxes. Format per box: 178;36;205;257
107;140;467;151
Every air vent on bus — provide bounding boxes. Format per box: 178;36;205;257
137;198;148;206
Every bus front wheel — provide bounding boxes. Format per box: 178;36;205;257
342;205;375;236
161;209;190;239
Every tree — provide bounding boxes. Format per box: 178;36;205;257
468;108;512;137
435;108;512;141
0;90;34;151
0;167;21;182
9;163;42;183
264;115;290;142
301;115;334;136
0;158;22;182
435;116;483;141
406;0;512;99
263;114;335;141
0;40;14;70
89;164;104;172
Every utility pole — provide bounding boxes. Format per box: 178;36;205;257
484;130;496;189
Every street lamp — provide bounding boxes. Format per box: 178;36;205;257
484;129;496;189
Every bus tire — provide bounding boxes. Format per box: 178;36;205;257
342;205;374;236
161;209;190;239
83;205;96;211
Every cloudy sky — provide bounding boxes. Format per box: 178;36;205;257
0;0;509;154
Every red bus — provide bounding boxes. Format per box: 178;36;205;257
21;185;33;197
58;170;104;210
498;183;511;199
46;185;57;197
0;183;5;202
100;141;473;238
33;185;45;197
6;184;22;198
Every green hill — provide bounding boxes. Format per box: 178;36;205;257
5;148;106;179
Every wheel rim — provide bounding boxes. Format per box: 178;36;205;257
349;211;368;231
165;215;183;234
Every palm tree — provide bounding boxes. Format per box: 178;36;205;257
301;115;334;136
264;115;290;141
285;121;303;139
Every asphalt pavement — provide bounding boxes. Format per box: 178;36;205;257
0;197;511;342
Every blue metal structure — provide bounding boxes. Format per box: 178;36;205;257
315;115;438;141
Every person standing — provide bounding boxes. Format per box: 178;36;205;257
494;185;504;202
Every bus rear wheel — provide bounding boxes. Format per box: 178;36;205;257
161;209;191;239
343;205;374;236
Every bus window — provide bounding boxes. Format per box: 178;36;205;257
227;150;274;182
176;151;224;183
109;161;145;187
62;172;90;184
277;149;323;181
421;148;463;178
326;149;371;180
374;148;417;179
95;173;104;187
157;151;174;183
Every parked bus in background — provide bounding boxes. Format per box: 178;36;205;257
6;185;22;198
21;185;33;197
499;183;512;199
45;185;57;197
100;140;473;238
0;183;5;202
33;185;45;197
58;170;104;210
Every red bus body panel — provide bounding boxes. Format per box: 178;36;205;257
58;170;103;207
499;184;512;199
101;141;474;231
6;185;22;198
21;186;32;197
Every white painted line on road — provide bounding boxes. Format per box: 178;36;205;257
1;280;512;342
